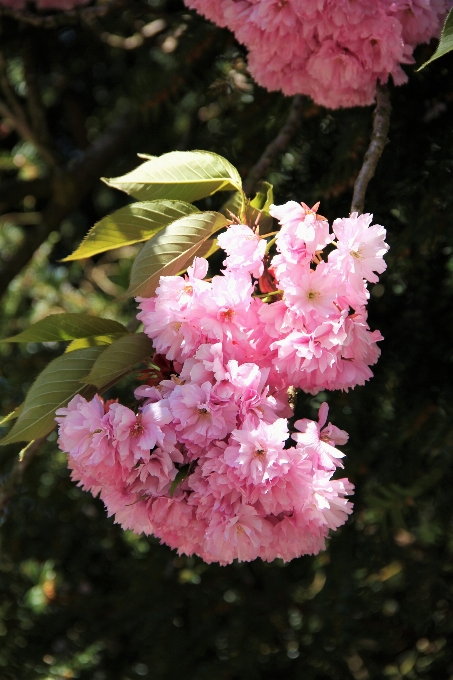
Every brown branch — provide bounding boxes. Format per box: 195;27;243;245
350;83;391;215
243;94;304;197
0;434;49;512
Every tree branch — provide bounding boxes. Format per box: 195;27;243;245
350;83;391;215
243;94;304;197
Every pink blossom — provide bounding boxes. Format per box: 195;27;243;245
108;401;173;469
204;504;273;564
56;193;391;564
330;212;389;284
184;0;451;108
223;419;290;484
281;261;339;319
293;402;348;471
217;223;267;278
169;381;238;446
271;201;331;265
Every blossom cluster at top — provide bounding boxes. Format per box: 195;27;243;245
0;0;89;9
56;201;388;564
184;0;451;108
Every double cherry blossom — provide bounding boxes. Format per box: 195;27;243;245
184;0;451;108
56;200;388;564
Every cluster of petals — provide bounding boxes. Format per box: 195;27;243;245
56;197;389;564
184;0;452;108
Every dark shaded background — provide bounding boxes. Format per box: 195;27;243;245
0;2;452;678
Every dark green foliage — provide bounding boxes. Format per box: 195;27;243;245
0;2;453;678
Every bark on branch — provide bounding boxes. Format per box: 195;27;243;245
350;83;391;215
243;95;304;197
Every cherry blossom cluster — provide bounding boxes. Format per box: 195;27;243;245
56;201;388;564
184;0;451;108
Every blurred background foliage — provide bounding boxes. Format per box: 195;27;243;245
0;1;453;679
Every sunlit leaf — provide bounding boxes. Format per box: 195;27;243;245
124;211;228;298
0;348;105;445
418;7;453;70
103;150;242;203
220;190;246;220
81;333;154;389
61;200;198;261
65;333;128;352
250;181;274;212
1;314;128;344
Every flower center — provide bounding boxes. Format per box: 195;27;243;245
197;407;209;416
350;249;362;259
220;308;235;323
307;290;320;301
254;448;266;457
131;414;144;438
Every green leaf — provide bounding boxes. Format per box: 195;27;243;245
65;333;128;352
0;347;105;445
81;333;154;389
220;190;246;220
103;151;242;203
418;7;453;70
250;181;274;212
1;313;128;344
0;403;24;427
220;186;274;234
61;200;198;261
249;182;274;235
169;464;192;498
124;211;228;298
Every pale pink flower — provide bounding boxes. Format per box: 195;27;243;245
224;418;290;484
204;503;273;564
217;224;267;278
169;381;238;446
282;261;339;319
108;401;172;469
56;394;116;471
330;212;389;284
293;402;348;471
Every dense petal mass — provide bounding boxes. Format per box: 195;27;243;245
184;0;451;108
56;196;389;564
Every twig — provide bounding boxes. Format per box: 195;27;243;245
243;94;304;197
350;83;391;215
0;434;49;512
